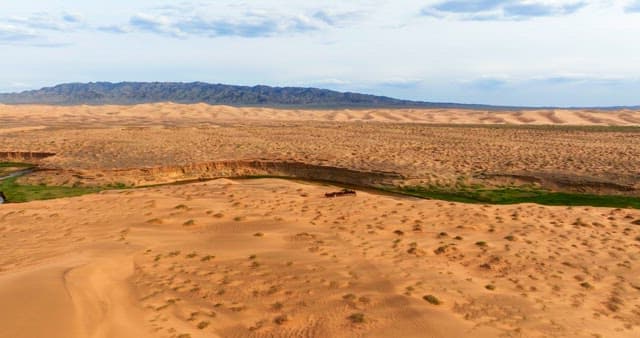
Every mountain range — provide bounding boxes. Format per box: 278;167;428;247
1;82;637;109
0;82;501;109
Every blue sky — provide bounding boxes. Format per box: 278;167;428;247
2;0;640;106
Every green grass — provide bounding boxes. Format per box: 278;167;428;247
0;176;102;203
388;185;640;209
0;162;34;168
1;161;132;203
0;162;35;177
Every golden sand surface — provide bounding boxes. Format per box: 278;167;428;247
1;179;639;338
2;112;640;192
1;103;640;127
1;104;640;337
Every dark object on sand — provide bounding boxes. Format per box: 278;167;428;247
325;189;356;198
0;191;6;204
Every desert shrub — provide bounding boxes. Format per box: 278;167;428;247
342;293;357;301
434;245;448;255
580;282;593;289
423;295;440;305
273;315;289;325
348;312;365;323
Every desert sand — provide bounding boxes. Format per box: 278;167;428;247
1;104;640;337
1;179;639;337
2;106;640;193
1;103;640;127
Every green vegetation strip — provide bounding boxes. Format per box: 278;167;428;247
0;176;103;203
0;162;34;168
387;186;640;209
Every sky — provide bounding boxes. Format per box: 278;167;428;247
1;0;640;107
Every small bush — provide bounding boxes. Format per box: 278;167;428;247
348;312;365;323
342;293;357;301
434;245;448;255
423;294;441;305
273;315;289;325
580;282;593;289
146;218;163;224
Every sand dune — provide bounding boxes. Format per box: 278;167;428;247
1;104;639;337
1;179;639;337
2;119;639;194
1;103;640;128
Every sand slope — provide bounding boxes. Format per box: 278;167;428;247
1;179;639;337
1;103;640;127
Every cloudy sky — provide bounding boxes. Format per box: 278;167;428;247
2;0;640;106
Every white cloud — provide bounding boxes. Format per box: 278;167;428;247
421;0;590;21
0;24;37;43
107;8;361;38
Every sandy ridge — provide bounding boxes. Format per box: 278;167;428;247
1;103;640;127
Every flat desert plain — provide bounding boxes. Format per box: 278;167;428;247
1;104;640;338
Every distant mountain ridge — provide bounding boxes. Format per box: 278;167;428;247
0;82;501;109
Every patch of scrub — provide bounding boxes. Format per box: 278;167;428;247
0;176;103;203
0;162;34;177
390;185;640;209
